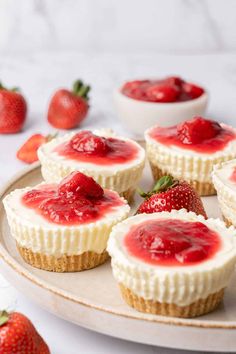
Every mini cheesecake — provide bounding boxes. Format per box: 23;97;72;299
107;209;236;318
212;159;236;227
38;129;145;203
145;116;236;196
3;172;130;272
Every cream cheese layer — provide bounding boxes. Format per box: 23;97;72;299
38;130;145;192
107;209;236;306
3;184;130;257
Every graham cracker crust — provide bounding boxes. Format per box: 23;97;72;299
223;215;234;228
149;163;216;196
119;284;224;318
120;187;135;204
17;244;109;272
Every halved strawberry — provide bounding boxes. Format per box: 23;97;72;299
17;133;55;164
137;175;207;218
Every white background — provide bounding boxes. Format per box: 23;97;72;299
0;0;236;54
0;1;236;353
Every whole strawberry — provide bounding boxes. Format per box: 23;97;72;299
137;175;207;218
0;82;27;134
0;311;50;354
48;80;90;129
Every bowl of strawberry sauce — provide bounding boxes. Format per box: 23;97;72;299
113;76;208;138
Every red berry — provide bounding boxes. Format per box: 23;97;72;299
0;84;27;134
0;311;50;354
58;171;104;199
164;76;184;87
48;80;90;130
182;82;204;99
137;175;207;218
17;134;48;164
146;85;180;102
177;116;222;144
71;131;110;156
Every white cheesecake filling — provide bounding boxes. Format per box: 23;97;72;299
212;159;236;225
145;124;236;183
107;209;236;306
3;184;130;257
38;130;145;192
38;130;145;175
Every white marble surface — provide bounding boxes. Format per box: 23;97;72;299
1;0;236;54
1;52;236;353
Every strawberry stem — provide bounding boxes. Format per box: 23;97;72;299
152;175;176;193
0;82;19;92
138;175;178;199
78;85;90;100
72;80;90;100
136;187;147;198
73;80;83;94
0;311;9;326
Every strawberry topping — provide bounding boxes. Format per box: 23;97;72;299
70;131;110;156
121;76;204;102
124;219;221;266
146;85;180;103
58;171;104;198
22;172;123;225
177;116;222;144
137;175;207;218
54;131;139;165
149;117;236;153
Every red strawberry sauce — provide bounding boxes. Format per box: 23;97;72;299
22;184;124;225
124;219;221;266
149;123;236;154
121;77;205;103
54;131;139;165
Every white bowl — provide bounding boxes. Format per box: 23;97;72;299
113;88;208;139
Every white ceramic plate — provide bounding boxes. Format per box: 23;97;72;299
1;163;236;352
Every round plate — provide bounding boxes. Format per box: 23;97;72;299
1;163;236;352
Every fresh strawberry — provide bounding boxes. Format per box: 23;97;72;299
71;130;110;155
137;175;207;218
177;116;222;144
17;133;55;164
0;82;27;134
0;311;50;354
58;171;104;199
47;80;90;129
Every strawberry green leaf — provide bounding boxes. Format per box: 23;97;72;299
73;80;83;94
0;311;9;326
152;175;175;193
138;175;178;199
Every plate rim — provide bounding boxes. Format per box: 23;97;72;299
1;163;236;330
